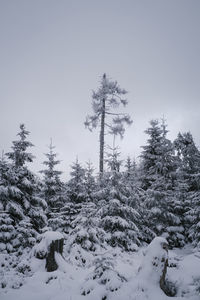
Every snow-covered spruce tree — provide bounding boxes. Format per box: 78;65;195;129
66;199;105;258
172;161;191;245
83;161;97;202
105;143;123;173
140;119;184;247
0;153;17;252
64;162;106;265
6;124;35;168
67;159;85;203
85;73;132;174
123;157;155;244
56;159;85;236
174;132;200;246
124;156;137;180
2;124;47;252
140;119;172;189
174;132;200;191
186;190;200;248
40;140;64;230
51;160;95;238
58;163;96;237
98;147;141;251
71;162;104;250
124;157;141;205
123;157;141;201
0;152;11;211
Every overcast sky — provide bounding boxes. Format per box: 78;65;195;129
0;0;200;178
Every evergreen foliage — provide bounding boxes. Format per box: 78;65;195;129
6;124;34;168
174;132;200;247
40;140;65;232
67;159;85;203
140;119;184;247
1;119;200;254
174;132;200;191
85;74;132;173
98;149;141;251
40;140;63;210
0;124;46;252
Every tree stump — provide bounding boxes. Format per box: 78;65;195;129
138;237;169;291
34;231;64;272
46;237;64;272
159;242;168;293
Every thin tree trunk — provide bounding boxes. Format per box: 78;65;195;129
99;98;105;174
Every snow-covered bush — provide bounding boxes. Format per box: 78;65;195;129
81;255;127;298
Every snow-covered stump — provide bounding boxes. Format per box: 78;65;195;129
34;231;64;272
46;238;64;272
138;237;169;294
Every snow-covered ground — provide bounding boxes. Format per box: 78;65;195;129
0;242;200;300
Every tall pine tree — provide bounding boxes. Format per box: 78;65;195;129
140;119;184;247
85;74;132;174
1;124;47;251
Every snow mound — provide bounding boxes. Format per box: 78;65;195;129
33;231;63;259
1;241;200;300
138;237;168;279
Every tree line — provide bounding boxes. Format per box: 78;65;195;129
0;74;200;255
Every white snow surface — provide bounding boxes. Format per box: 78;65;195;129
42;231;64;242
0;239;200;300
137;236;168;285
33;231;64;257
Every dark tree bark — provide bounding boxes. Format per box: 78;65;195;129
46;238;64;272
85;73;131;175
160;257;168;292
99;97;105;174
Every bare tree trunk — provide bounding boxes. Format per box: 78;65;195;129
99;98;105;174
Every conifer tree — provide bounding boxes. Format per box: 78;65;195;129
174;132;200;246
40;140;64;231
186;190;200;248
67;159;85;203
140;119;163;189
85;74;132;174
105;143;123;173
40;140;63;210
63;161;105;259
123;157;154;243
67;196;104;256
140;119;183;247
83;161;96;202
56;159;85;235
6;124;34;168
124;156;137;179
174;132;200;190
1;124;47;251
0;153;17;252
0;152;11;211
98;148;141;251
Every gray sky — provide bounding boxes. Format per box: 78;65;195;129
0;0;200;178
